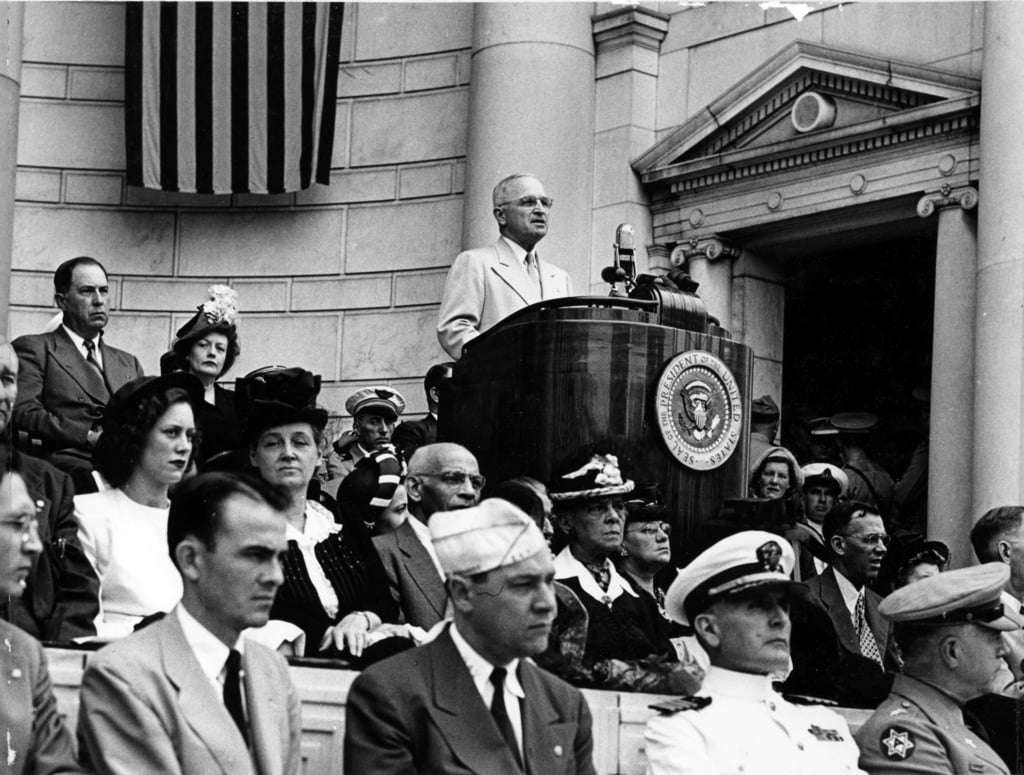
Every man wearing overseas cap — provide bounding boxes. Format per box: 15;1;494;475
345;498;596;775
643;530;866;775
325;385;406;493
856;564;1020;774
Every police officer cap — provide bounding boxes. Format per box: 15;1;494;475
830;411;877;433
879;563;1024;631
430;498;549;577
751;395;780;421
800;463;849;497
664;530;800;627
806;417;838;437
345;386;406;421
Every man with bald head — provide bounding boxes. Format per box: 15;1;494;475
437;173;574;360
373;443;483;629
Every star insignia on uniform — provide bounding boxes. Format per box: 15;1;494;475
881;727;915;760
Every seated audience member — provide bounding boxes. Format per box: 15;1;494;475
77;472;302;775
373;442;482;630
334;448;407;535
160;285;242;468
644;531;866;775
0;338;99;642
784;500;895;707
391;361;453;464
489;475;555;541
550;453;701;694
238;366;408;664
76;373;202;638
12;256;144;493
790;462;848;579
856;564;1019;774
876;532;948;594
345;498;597;775
325;386;406;494
0;460;87;774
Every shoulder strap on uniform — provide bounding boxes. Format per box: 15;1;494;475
648;696;712;714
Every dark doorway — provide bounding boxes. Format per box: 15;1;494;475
780;235;936;478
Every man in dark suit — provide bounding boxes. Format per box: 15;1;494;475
0;458;86;774
77;473;302;775
391;361;453;464
12;256;144;491
0;339;99;642
346;498;596;775
785;500;895;707
373;442;482;629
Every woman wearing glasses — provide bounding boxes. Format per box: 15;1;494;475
238;366;410;665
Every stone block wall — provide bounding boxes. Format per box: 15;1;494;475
9;1;474;420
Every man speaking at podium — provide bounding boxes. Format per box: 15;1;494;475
437;173;573;360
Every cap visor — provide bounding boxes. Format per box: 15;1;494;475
981;604;1024;631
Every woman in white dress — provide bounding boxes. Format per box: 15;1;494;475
75;373;202;638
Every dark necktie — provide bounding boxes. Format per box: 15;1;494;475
83;338;103;377
489;668;523;769
223;649;250;746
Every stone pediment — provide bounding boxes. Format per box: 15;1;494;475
634;42;980;189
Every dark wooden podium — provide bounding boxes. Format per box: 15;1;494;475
439;294;754;562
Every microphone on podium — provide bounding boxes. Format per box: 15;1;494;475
602;224;637;296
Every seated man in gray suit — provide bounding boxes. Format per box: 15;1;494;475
77;472;302;775
373;442;482;629
13;256;143;492
437;173;573;360
346;498;596;775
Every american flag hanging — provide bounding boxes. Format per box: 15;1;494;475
124;2;344;195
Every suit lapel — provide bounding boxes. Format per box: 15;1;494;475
244;648;285;775
520;662;575;775
160;616;256;775
864;587;892;658
396;520;448;619
50;328;109;403
430;632;524;773
99;339;131;391
490;239;540;306
817;568;858;652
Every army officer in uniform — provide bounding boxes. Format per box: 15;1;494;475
855;563;1019;774
644;530;866;775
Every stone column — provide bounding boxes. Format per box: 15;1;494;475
917;187;978;565
973;3;1024;516
463;3;595;288
589;7;668;293
730;248;784;405
0;2;23;337
673;236;739;333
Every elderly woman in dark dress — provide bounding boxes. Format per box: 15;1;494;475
160;285;242;468
237;366;410;665
549;453;702;693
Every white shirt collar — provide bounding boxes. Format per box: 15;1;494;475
176;604;243;685
449;621;524;699
61;324;101;359
832;566;863;618
409;514;446;580
552;545;638;602
500;235;529;263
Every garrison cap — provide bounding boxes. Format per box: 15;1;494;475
830;412;878;433
430;498;549;577
664;530;800;626
751;395;780;422
879;563;1024;631
801;463;849;497
345;386;406;421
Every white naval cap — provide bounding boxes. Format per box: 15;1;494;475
430;498;549;576
665;530;799;626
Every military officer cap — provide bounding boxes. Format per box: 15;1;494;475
345;385;406;421
751;395;780;422
664;530;801;626
879;563;1024;631
430;498;549;577
806;417;838;436
801;463;848;497
830;411;877;433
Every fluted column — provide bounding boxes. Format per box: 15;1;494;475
973;3;1024;519
0;2;23;337
462;3;595;287
918;187;977;565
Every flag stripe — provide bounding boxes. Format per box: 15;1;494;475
316;3;344;185
298;4;317;189
210;5;233;193
247;5;268;194
158;3;178;191
124;3;144;187
266;3;286;194
230;2;249;193
175;4;196;193
194;2;214;194
282;3;304;193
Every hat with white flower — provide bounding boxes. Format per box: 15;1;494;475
162;285;241;376
548;453;635;501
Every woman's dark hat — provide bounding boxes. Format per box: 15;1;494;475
235;366;328;440
880;532;950;583
101;373;204;431
549;453;634;502
162;285;241;376
623;483;668;524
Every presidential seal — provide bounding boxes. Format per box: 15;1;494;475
654;351;742;471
